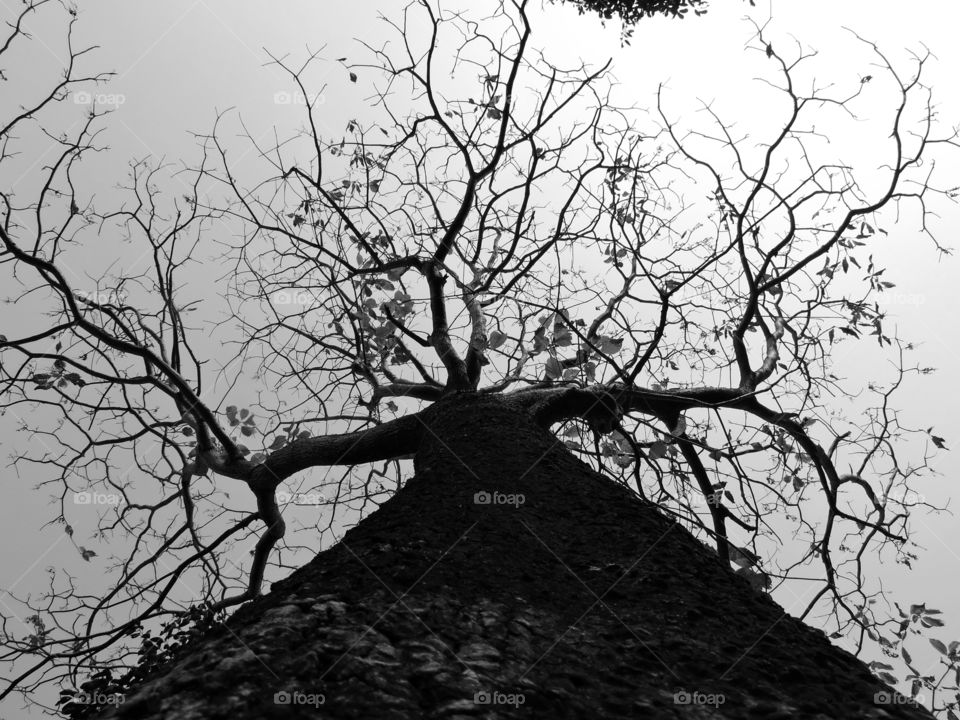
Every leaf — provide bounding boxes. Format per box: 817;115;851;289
544;356;562;380
486;106;502;120
735;566;771;591
598;336;623;354
877;671;898;685
79;547;97;562
553;324;573;347
584;362;597;382
268;436;287;450
530;328;549;355
349;72;357;83
561;368;579;381
487;330;507;350
648;441;668;461
729;544;758;568
670;416;686;437
385;401;398;412
931;435;947;450
240;425;255;437
930;638;949;655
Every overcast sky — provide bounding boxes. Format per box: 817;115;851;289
2;0;959;716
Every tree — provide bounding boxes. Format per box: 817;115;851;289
0;0;955;717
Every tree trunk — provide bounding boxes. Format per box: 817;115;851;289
100;393;931;719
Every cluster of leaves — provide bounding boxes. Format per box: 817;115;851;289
23;616;48;651
265;424;312;454
525;310;622;382
560;0;708;24
863;602;960;715
30;359;85;391
349;272;415;360
57;605;226;719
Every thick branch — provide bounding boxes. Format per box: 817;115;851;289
249;411;424;487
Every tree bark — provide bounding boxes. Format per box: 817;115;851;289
99;394;931;719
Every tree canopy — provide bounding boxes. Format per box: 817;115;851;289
561;0;708;24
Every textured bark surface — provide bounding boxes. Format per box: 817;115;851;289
98;394;931;719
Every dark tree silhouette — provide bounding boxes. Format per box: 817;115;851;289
0;0;955;717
